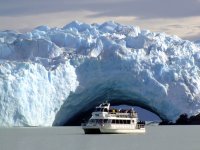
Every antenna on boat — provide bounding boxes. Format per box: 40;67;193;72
131;107;135;112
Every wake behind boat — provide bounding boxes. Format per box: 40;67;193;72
82;102;145;134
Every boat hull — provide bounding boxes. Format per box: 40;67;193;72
83;128;101;134
100;128;145;134
82;126;145;134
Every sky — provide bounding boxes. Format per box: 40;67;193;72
0;0;200;41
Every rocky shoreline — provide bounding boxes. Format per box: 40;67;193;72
160;113;200;125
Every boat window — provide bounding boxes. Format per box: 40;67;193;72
116;120;120;124
104;108;108;112
107;119;112;123
120;120;124;124
99;119;103;123
104;119;108;123
112;120;116;123
89;119;94;123
132;120;134;123
127;120;131;124
90;119;96;123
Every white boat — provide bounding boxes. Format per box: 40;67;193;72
82;102;145;134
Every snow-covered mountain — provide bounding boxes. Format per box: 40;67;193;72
0;21;200;126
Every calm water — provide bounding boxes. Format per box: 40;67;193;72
0;126;200;150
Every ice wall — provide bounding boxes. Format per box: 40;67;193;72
0;21;200;126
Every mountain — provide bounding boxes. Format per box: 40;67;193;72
0;21;200;126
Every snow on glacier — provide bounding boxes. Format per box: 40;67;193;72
0;21;200;126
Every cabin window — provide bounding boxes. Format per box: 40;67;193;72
99;119;103;123
132;120;134;123
116;120;120;124
107;119;112;123
127;120;131;124
104;119;108;123
112;120;116;123
90;119;94;123
120;120;123;124
104;108;108;112
90;119;96;123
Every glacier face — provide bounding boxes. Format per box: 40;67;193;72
0;21;200;126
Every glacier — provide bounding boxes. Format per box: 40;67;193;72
0;21;200;126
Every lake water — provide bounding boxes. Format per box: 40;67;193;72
0;126;200;150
